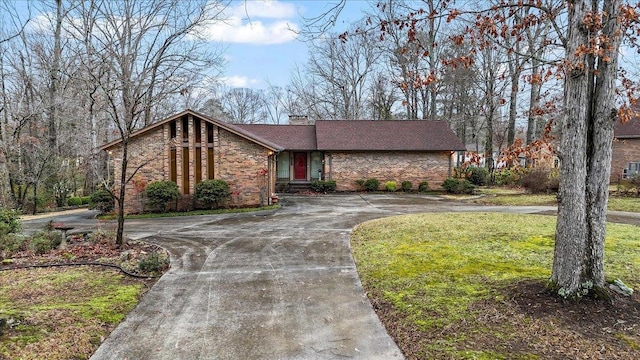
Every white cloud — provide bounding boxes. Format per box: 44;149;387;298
201;1;299;45
231;1;297;19
221;75;262;88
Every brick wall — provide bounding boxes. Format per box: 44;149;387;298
611;137;640;182
214;128;271;207
110;118;272;214
326;151;452;191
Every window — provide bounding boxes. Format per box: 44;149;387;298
276;152;290;181
195;147;202;184
170;121;177;139
207;148;214;179
170;149;177;183
182;117;189;142
207;122;214;143
182;147;190;194
195;118;202;143
624;162;640;178
310;152;323;180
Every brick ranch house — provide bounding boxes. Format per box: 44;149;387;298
101;109;466;213
611;115;640;182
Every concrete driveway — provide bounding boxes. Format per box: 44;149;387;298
21;194;560;359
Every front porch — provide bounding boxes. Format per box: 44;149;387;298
276;151;324;192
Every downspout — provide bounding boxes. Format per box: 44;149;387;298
448;151;453;178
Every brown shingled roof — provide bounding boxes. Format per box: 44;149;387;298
614;116;640;138
236;124;317;150
314;120;466;151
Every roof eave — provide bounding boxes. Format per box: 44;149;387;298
98;109;282;152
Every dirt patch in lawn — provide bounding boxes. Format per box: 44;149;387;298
370;280;640;359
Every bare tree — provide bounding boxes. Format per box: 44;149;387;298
219;87;267;124
290;27;381;120
73;0;227;245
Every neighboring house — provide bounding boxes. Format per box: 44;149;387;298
101;109;465;213
611;116;640;182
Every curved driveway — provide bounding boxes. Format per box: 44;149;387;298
84;194;564;360
21;194;574;359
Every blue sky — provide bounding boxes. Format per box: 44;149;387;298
14;0;370;90
211;0;370;89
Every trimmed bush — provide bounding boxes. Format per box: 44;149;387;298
138;252;169;273
80;196;91;205
355;179;366;191
418;181;430;193
0;207;21;235
90;189;114;213
310;180;337;193
466;166;490;186
195;179;231;209
385;181;397;192
145;181;179;212
67;197;83;206
442;178;475;194
401;181;413;192
363;178;380;192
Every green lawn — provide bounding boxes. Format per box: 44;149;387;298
473;188;640;212
351;213;640;359
0;267;148;359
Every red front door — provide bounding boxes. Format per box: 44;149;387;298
293;152;307;180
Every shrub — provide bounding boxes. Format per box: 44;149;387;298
138;252;169;273
145;181;179;213
401;181;413;192
493;169;520;186
0;207;21;235
521;168;556;194
466;166;490;186
80;196;91;205
67;197;83;206
363;178;380;192
90;189;114;213
195;179;231;209
354;179;366;191
0;234;26;256
310;180;337;193
442;178;475;194
385;181;397;192
418;181;430;193
29;234;53;255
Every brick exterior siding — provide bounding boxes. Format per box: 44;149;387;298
110;118;272;214
611;137;640;182
325;151;452;191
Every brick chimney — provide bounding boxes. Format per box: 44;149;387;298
288;115;312;125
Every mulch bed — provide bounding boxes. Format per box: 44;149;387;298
370;280;640;359
1;235;169;278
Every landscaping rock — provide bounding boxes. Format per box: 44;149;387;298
609;279;634;296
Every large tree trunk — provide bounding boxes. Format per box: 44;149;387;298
551;0;621;298
552;0;591;296
585;0;622;292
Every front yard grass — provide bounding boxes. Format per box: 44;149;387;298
473;188;640;212
351;213;640;359
0;266;150;359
